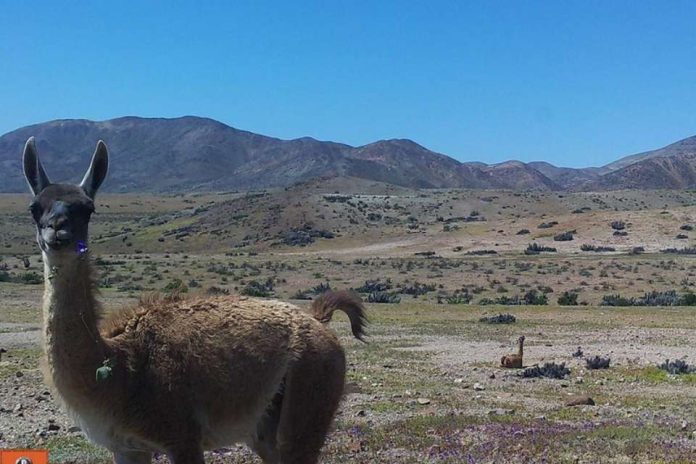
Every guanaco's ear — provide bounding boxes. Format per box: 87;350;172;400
23;137;51;195
80;140;109;198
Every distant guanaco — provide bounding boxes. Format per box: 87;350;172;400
501;336;525;368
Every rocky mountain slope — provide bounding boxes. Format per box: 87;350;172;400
0;117;560;192
1;116;695;192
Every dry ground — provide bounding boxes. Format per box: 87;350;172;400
1;187;696;463
1;286;695;463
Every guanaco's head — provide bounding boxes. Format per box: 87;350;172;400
518;335;526;344
22;137;108;257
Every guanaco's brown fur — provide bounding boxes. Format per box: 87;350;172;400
501;336;525;368
23;137;368;464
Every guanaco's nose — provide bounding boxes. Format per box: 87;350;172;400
56;228;72;242
47;217;71;239
46;202;73;243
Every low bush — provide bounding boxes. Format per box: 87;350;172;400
206;286;229;295
525;243;557;255
367;291;401;304
524;289;548;305
241;278;274;297
465;249;498;255
401;281;436;296
658;359;695;375
355;279;392;293
610;220;626;231
601;294;637;306
601;290;696;306
662;247;696;255
557;291;579;306
479;313;516;324
630;246;645;255
553;231;575;242
522;362;570;379
480;290;548;306
580;244;616;252
439;291;473;304
312;282;332;294
17;271;43;285
281;227;335;246
585;356;611;369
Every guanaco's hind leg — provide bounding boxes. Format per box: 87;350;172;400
276;343;346;464
251;380;285;464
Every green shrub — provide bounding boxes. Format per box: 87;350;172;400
522;362;570;379
525;243;557;255
163;278;189;293
586;356;611;369
553;231;574;242
241;278;274;297
441;292;472;304
479;313;516;324
17;272;43;285
580;244;615;252
557;291;579;306
367;291;401;303
658;359;695;375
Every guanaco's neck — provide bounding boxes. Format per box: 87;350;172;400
517;339;524;357
42;251;108;400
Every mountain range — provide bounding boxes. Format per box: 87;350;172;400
1;116;695;192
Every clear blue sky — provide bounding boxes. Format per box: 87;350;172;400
2;1;695;167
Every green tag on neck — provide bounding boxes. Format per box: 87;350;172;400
96;358;114;382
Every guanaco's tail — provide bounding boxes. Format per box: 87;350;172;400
310;290;368;342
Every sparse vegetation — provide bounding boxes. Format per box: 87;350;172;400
356;279;392;293
658;359;695;375
525;243;557;255
480;289;547;306
439;292;472;304
3;187;696;462
580;244;616;252
521;362;570;379
479;313;516;324
662;247;696;254
601;290;696;306
367;291;401;304
585;355;611;369
557;291;579;306
281;227;335;246
17;271;43;285
610;220;626;231
553;231;575;241
241;278;274;297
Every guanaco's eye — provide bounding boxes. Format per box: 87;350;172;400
29;202;42;222
70;202;95;215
